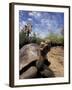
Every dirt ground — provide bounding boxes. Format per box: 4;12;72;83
47;46;64;77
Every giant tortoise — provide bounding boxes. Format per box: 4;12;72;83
19;41;54;79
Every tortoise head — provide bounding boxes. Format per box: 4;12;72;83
40;40;51;56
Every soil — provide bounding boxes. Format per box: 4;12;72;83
47;46;64;77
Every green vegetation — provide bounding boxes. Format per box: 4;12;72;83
19;31;43;48
19;30;64;49
30;33;43;45
45;34;64;45
19;20;64;49
19;31;29;48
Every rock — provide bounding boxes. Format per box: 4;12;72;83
40;68;55;77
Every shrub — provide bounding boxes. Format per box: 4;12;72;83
19;31;43;48
19;31;29;48
44;34;64;46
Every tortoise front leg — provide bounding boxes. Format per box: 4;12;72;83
36;60;55;78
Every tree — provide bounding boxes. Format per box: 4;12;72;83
19;22;32;48
24;22;32;37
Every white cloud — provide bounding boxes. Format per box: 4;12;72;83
27;18;32;21
34;27;48;38
19;21;26;31
41;17;59;33
56;26;64;35
41;18;50;24
22;21;26;25
36;13;41;17
40;19;51;30
28;12;41;18
28;12;33;16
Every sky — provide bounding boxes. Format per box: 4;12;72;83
19;10;64;38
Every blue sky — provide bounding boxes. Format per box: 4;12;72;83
19;10;64;38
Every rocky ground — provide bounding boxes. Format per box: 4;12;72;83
48;46;64;77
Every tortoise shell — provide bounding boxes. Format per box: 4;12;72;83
19;43;41;71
